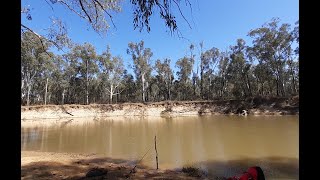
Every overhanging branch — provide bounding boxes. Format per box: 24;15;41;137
173;0;192;29
92;0;116;29
79;0;92;23
58;0;87;20
21;24;65;53
21;24;52;57
44;0;54;11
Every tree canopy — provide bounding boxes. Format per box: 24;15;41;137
21;0;193;52
21;16;299;105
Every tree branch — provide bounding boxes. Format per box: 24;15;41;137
173;0;192;29
185;0;196;29
58;0;86;20
114;81;121;89
93;0;99;24
79;0;92;23
44;0;54;11
92;0;116;29
21;25;52;58
21;24;64;53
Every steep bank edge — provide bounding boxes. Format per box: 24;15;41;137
21;97;299;120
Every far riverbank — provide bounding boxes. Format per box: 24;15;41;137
21;96;299;121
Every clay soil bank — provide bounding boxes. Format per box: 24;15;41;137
21;96;299;121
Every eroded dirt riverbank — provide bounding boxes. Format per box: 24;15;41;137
21;96;299;120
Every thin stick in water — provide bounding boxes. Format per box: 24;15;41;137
155;135;159;170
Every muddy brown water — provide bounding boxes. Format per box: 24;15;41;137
21;115;299;179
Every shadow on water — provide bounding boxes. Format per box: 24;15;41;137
21;155;298;180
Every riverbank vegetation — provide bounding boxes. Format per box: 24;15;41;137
21;18;299;106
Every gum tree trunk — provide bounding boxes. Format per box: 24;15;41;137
44;77;48;105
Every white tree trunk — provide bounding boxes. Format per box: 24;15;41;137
168;75;172;100
27;84;31;106
109;84;113;104
142;73;145;102
62;89;65;105
44;77;48;105
86;60;89;105
21;79;25;100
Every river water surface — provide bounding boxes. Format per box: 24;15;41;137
21;115;299;179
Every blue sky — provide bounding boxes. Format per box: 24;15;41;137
21;0;298;75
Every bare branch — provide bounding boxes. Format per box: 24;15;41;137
92;0;116;29
21;24;65;53
93;0;99;24
79;0;92;23
114;81;121;89
185;0;196;28
176;29;191;43
43;0;54;11
173;0;192;29
58;0;86;20
21;24;41;38
21;25;52;58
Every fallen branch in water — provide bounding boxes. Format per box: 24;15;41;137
60;105;74;116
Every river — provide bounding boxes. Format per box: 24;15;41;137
21;115;299;179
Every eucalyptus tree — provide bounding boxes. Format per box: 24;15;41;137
227;39;252;98
155;58;174;100
199;41;204;98
252;63;273;96
21;0;194;54
127;41;153;102
292;20;299;56
148;76;160;102
287;20;299;94
62;53;80;104
66;43;98;104
21;31;53;105
99;47;125;103
108;55;125;103
286;59;298;95
200;46;220;99
249;18;293;97
188;44;198;97
49;55;70;104
216;51;230;98
39;53;57;105
176;56;194;100
121;70;137;102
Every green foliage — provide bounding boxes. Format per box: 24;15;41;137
155;58;174;100
127;40;153;102
175;56;194;100
21;18;299;105
249;18;295;96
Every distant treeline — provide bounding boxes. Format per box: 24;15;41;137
21;18;299;105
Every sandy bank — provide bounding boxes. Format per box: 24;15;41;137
21;151;299;179
21;97;299;120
